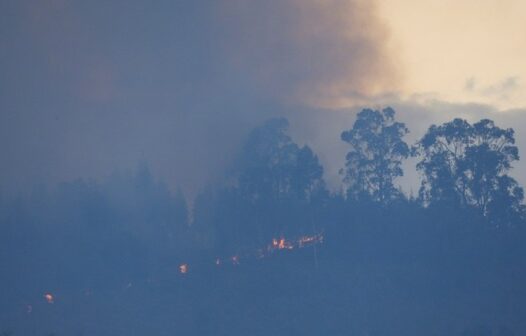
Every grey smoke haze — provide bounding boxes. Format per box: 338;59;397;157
0;0;401;198
3;0;526;200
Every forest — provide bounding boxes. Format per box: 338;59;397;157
1;107;525;336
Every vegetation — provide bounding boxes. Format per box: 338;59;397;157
1;107;525;335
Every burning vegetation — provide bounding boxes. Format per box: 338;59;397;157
177;233;324;275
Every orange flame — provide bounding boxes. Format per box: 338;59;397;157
272;237;293;250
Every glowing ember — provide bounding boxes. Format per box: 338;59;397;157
298;235;318;247
271;237;294;250
179;264;188;274
171;232;323;273
44;293;54;304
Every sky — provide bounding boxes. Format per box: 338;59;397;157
381;0;526;109
1;0;525;198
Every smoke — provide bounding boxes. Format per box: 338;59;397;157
0;0;401;198
215;0;401;107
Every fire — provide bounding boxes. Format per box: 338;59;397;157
179;264;188;274
44;293;54;304
271;237;294;250
175;232;323;274
298;235;316;247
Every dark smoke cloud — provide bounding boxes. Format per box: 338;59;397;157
0;0;400;198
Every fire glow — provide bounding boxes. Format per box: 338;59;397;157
178;233;323;275
179;264;188;274
44;293;54;304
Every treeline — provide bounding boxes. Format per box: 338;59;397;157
0;107;525;291
193;107;525;255
0;166;190;292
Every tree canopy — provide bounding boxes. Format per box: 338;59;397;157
413;118;525;224
235;118;325;204
340;107;409;204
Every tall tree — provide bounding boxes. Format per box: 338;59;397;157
236;118;325;203
413;118;524;223
340;107;409;203
200;118;327;251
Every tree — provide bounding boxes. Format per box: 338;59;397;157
235;118;325;204
413;118;524;224
340;107;409;203
197;118;327;252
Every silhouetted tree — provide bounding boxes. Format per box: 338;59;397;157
194;118;327;253
414;118;524;224
235;118;325;203
340;107;409;203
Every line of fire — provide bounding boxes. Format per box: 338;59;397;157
37;233;324;307
178;232;324;275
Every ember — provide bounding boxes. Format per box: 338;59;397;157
175;232;323;273
179;263;188;274
271;237;298;250
44;293;54;304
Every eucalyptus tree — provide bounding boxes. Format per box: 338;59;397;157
413;118;524;223
199;118;327;252
236;118;325;204
340;107;410;204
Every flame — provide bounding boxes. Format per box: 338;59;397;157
179;264;188;274
175;232;323;275
44;293;54;304
271;237;294;250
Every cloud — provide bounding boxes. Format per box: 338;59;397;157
464;76;520;101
